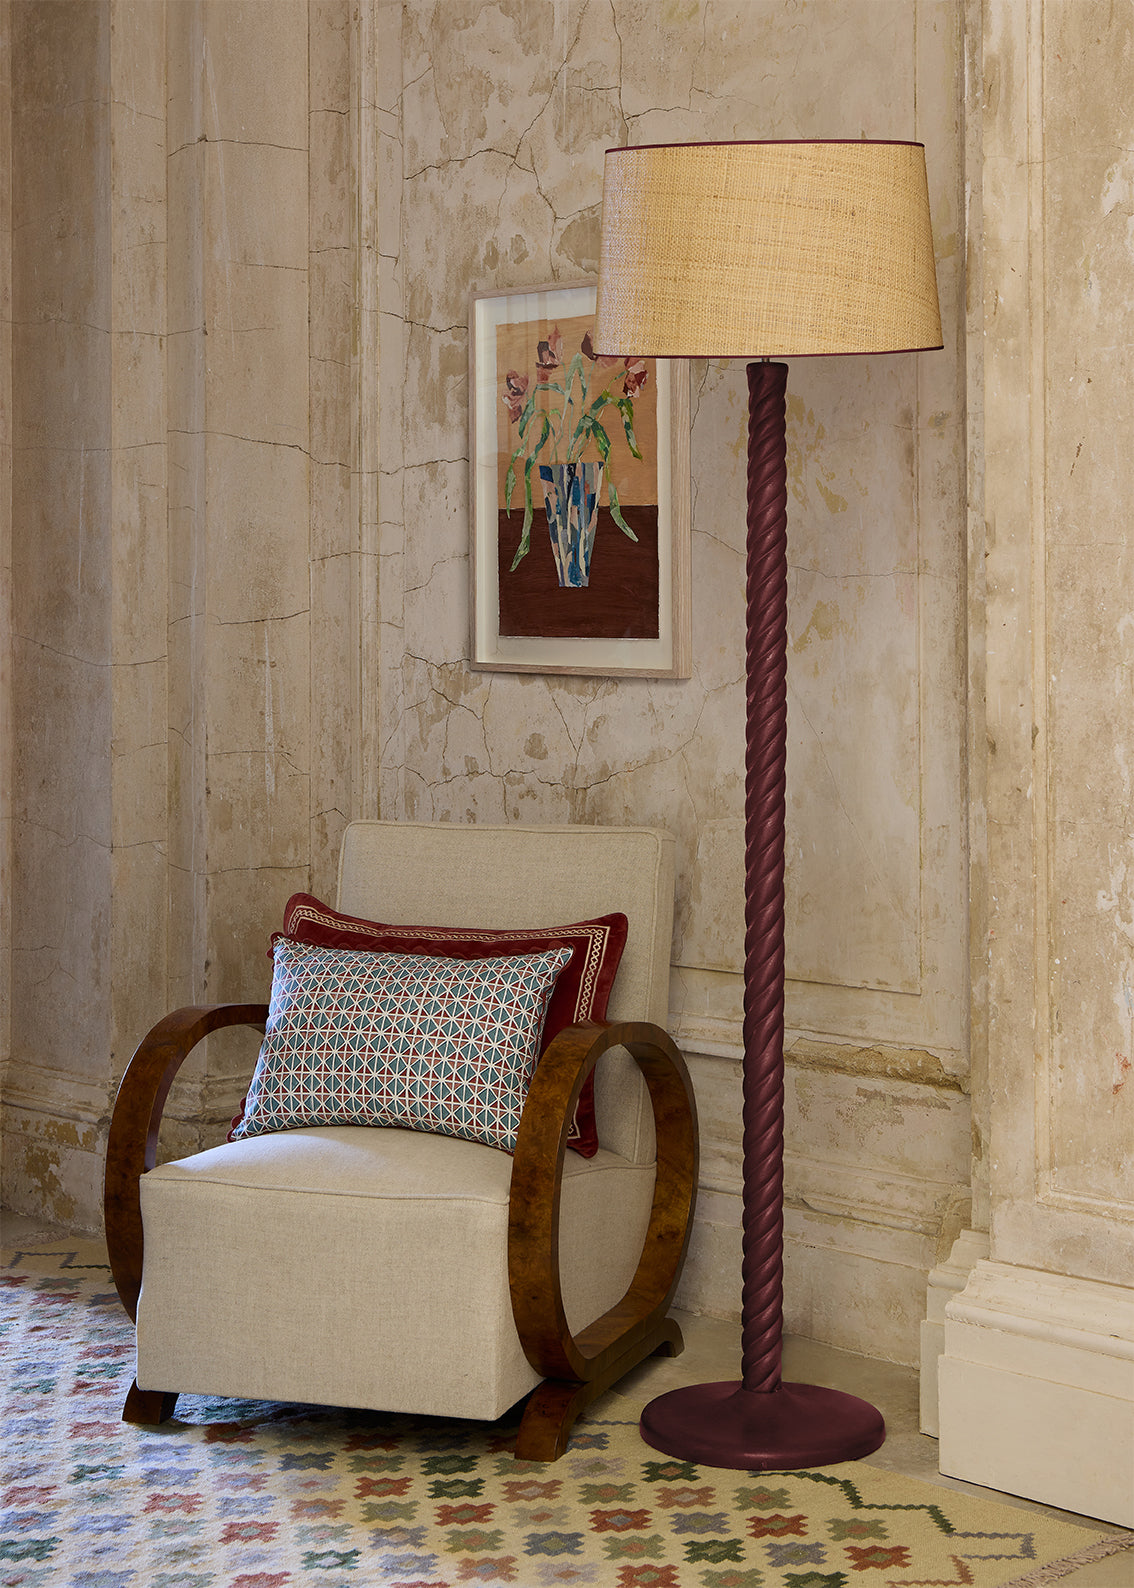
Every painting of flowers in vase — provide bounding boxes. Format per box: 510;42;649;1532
470;282;690;677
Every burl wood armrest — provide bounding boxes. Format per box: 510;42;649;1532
103;1003;268;1321
508;1019;698;1445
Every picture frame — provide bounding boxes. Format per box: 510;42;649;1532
469;281;691;677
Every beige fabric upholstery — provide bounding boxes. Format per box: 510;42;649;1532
134;820;676;1421
137;1127;653;1418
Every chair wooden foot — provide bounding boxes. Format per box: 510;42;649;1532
123;1379;179;1425
514;1313;687;1461
516;1378;591;1462
652;1319;685;1359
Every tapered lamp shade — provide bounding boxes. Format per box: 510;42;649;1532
594;140;942;360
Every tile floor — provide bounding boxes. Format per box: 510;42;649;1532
5;1211;1131;1584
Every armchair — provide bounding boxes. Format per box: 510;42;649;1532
104;820;698;1460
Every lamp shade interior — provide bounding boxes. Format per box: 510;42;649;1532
594;140;943;360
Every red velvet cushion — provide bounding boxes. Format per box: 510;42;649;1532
237;894;629;1156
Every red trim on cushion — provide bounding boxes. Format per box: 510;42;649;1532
260;895;628;1157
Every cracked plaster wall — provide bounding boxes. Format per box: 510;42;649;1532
4;0;1131;1378
2;0;377;1226
1;0;975;1367
384;0;970;1362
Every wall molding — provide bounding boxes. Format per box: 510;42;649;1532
673;1013;966;1091
940;1260;1134;1526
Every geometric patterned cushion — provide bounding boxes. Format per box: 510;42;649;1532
273;895;630;1157
230;940;572;1153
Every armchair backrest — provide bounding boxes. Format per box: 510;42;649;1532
335;820;676;1161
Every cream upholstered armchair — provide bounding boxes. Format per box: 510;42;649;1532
104;820;698;1460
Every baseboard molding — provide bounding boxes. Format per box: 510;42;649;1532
676;1167;970;1367
1;1061;106;1229
920;1227;989;1434
674;1041;971;1365
938;1260;1134;1526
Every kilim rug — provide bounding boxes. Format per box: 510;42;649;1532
3;1239;1132;1588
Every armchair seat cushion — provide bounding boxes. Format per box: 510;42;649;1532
136;1125;655;1422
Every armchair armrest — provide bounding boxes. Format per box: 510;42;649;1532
509;1019;698;1457
103;1003;268;1320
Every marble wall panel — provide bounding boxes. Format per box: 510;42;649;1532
1041;8;1134;1225
205;258;310;450
9;2;113;1113
974;0;1134;1287
165;45;208;1013
205;438;311;625
4;0;373;1216
676;1049;971;1364
199;0;309;150
933;2;1134;1513
307;0;354;879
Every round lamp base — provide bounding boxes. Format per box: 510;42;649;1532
640;1380;886;1471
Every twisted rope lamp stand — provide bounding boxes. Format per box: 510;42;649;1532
594;140;943;1470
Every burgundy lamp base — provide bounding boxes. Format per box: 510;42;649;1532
640;1380;886;1472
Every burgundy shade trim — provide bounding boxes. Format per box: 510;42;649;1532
604;137;927;153
609;343;946;362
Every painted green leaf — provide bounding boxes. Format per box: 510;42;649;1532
607;475;638;541
616;396;643;459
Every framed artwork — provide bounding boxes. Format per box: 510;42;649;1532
469;281;691;677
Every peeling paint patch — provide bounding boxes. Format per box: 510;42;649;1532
786;1037;968;1093
792;598;842;654
815;479;849;514
4;1140;79;1227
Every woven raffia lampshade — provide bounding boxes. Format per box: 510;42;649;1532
594;140;942;360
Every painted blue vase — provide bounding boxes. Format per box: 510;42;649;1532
538;460;604;588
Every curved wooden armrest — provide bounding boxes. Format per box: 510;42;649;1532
508;1019;698;1389
103;1002;268;1321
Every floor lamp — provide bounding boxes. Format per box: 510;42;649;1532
594;140;942;1470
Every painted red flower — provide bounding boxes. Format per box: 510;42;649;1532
622;357;648;397
503;370;529;421
581;328;624;367
536;325;564;376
